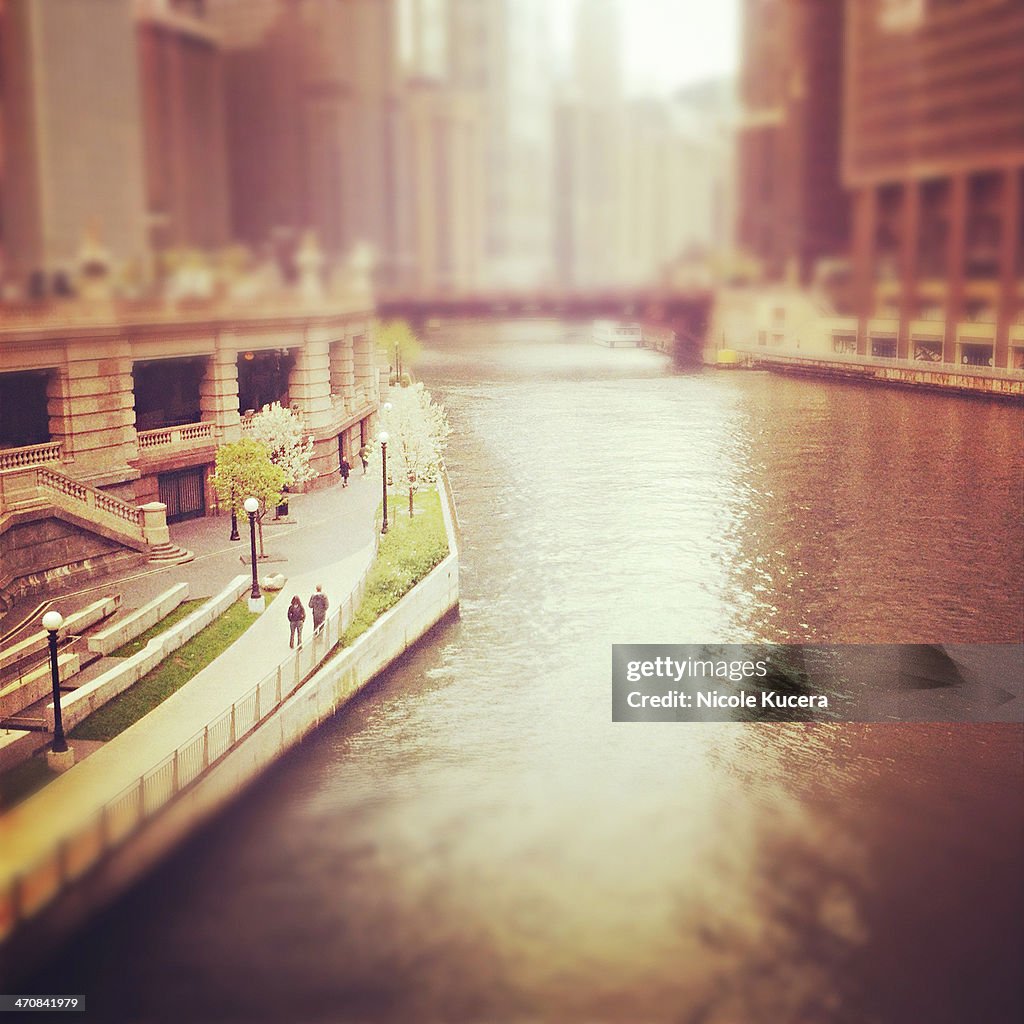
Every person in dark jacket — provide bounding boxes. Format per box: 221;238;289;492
309;585;329;634
287;595;306;649
340;456;351;487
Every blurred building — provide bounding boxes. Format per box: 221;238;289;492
206;0;487;295
448;0;554;289
1;0;151;286
844;0;1024;369
724;0;1024;374
735;0;848;285
0;0;380;606
553;0;627;289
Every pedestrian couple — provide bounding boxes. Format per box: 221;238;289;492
287;585;329;649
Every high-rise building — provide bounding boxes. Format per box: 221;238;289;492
136;0;232;254
735;0;848;284
207;0;486;294
844;0;1024;368
448;0;554;289
1;0;151;284
553;0;626;289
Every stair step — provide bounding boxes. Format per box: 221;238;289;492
147;545;194;566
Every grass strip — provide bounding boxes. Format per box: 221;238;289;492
70;594;274;742
341;488;449;647
108;599;206;657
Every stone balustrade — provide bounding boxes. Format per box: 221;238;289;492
0;442;62;471
137;421;214;450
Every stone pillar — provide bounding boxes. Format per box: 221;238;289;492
139;501;170;546
200;344;241;443
329;336;355;412
995;167;1021;370
898;179;920;361
62;342;138;486
943;173;968;364
353;333;374;406
289;336;332;431
852;186;877;356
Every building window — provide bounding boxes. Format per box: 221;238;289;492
832;334;857;355
871;337;897;359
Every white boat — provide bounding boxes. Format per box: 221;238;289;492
592;320;643;347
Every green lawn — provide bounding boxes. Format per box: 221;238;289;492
108;599;206;657
71;594;275;742
341;488;449;647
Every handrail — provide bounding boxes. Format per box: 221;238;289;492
33;466;142;527
735;347;1024;381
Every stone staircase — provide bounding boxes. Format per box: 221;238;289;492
0;463;190;608
147;541;194;567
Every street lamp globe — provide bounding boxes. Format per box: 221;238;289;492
378;431;389;445
42;610;63;632
382;402;392;413
243;496;259;515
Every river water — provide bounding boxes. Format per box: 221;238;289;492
30;322;1024;1022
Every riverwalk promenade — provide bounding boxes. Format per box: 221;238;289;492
0;469;381;927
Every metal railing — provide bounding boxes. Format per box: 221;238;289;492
2;528;382;940
735;347;1024;382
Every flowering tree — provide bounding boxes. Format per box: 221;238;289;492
213;439;286;556
247;402;317;488
380;383;451;517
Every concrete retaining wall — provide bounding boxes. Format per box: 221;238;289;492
0;596;120;676
1;487;459;980
0;654;79;720
86;584;189;657
50;577;248;732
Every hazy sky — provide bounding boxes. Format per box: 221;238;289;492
552;0;740;95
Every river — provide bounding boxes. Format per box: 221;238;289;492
27;321;1024;1022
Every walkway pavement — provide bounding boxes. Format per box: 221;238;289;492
1;463;383;640
0;469;382;870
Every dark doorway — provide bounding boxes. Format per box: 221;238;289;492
0;370;51;448
158;466;207;522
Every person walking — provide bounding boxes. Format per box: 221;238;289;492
309;584;329;634
358;444;370;474
287;595;306;649
340;455;351;487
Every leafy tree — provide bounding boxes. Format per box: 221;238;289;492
213;439;286;556
380;383;451;517
374;319;421;379
247;402;316;487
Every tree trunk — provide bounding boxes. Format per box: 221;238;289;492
409;487;414;518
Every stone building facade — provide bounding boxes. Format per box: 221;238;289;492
0;294;380;604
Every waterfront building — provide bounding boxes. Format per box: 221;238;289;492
844;0;1024;370
0;0;380;607
719;0;1024;377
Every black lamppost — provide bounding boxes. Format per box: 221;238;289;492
42;610;67;754
229;487;240;541
244;496;264;610
379;431;389;534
